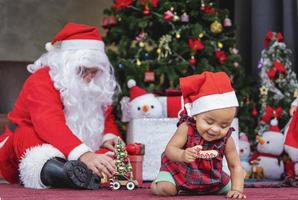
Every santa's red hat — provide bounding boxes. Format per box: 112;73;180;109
45;22;105;52
179;71;239;116
127;79;148;102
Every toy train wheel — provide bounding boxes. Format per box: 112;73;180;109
112;181;121;190
126;181;135;190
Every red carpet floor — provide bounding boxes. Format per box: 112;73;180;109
0;183;298;200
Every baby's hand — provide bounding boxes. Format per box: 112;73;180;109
181;147;198;163
226;190;246;199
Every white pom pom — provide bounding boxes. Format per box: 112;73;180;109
127;79;136;88
270;118;278;126
45;42;55;51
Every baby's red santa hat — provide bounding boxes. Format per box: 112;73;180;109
127;79;148;102
179;71;239;116
45;22;105;53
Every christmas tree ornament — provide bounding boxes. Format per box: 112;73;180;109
175;32;181;39
139;41;145;48
259;86;268;96
118;63;124;69
156;48;161;54
233;62;239;68
198;33;204;38
136;59;142;66
136;32;146;41
230;47;239;55
173;13;180;22
164;10;174;21
188;39;204;51
251;107;258;117
224;17;232;27
144;71;155;82
143;5;150;15
188;56;197;65
110;137;138;190
210;20;223;34
217;42;223;49
215;50;227;64
180;12;189;22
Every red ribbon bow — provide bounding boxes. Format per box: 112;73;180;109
261;106;283;123
264;32;283;48
188;39;205;51
267;60;287;79
113;0;133;9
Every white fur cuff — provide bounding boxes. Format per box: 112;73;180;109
67;143;92;161
102;133;117;144
19;144;64;189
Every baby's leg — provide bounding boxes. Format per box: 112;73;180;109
151;181;177;196
151;171;177;196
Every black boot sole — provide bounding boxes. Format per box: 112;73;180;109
64;160;100;190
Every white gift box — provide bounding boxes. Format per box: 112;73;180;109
126;117;239;180
126;118;178;181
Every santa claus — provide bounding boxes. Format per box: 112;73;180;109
0;23;121;189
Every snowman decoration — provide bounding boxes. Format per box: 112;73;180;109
126;79;163;119
239;132;252;177
253;119;284;180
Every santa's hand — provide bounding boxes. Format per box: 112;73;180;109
181;147;198;163
101;137;118;151
79;152;116;178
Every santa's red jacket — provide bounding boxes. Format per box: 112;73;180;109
0;67;120;184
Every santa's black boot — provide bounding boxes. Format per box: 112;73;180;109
40;157;100;190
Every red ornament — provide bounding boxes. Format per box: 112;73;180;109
273;60;286;73
144;71;155;82
102;16;117;29
264;31;284;48
215;50;227;65
200;5;215;13
251;107;258;117
163;10;174;21
143;6;150;15
267;69;276;79
188;39;204;51
188;56;197;65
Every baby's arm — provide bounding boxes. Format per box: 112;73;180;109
165;122;197;163
225;137;246;199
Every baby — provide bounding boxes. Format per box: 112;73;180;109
151;71;246;199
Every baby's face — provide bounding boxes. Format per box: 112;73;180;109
193;107;236;141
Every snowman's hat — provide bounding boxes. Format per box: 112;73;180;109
127;79;148;102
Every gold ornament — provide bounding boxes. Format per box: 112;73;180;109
294;89;298;98
176;32;181;39
210;20;223;34
217;42;223;48
156;48;161;54
259;86;268;96
139;42;145;48
136;59;141;66
199;33;204;38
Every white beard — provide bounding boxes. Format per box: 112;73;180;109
27;49;119;151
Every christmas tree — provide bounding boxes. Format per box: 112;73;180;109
114;138;134;179
103;0;256;135
256;32;298;135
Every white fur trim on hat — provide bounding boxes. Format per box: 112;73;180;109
127;79;136;88
67;143;92;161
45;42;55;51
58;39;105;52
190;91;239;116
19;144;64;189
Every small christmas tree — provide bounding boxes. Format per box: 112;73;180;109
110;137;138;190
256;32;298;134
114;138;134;179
